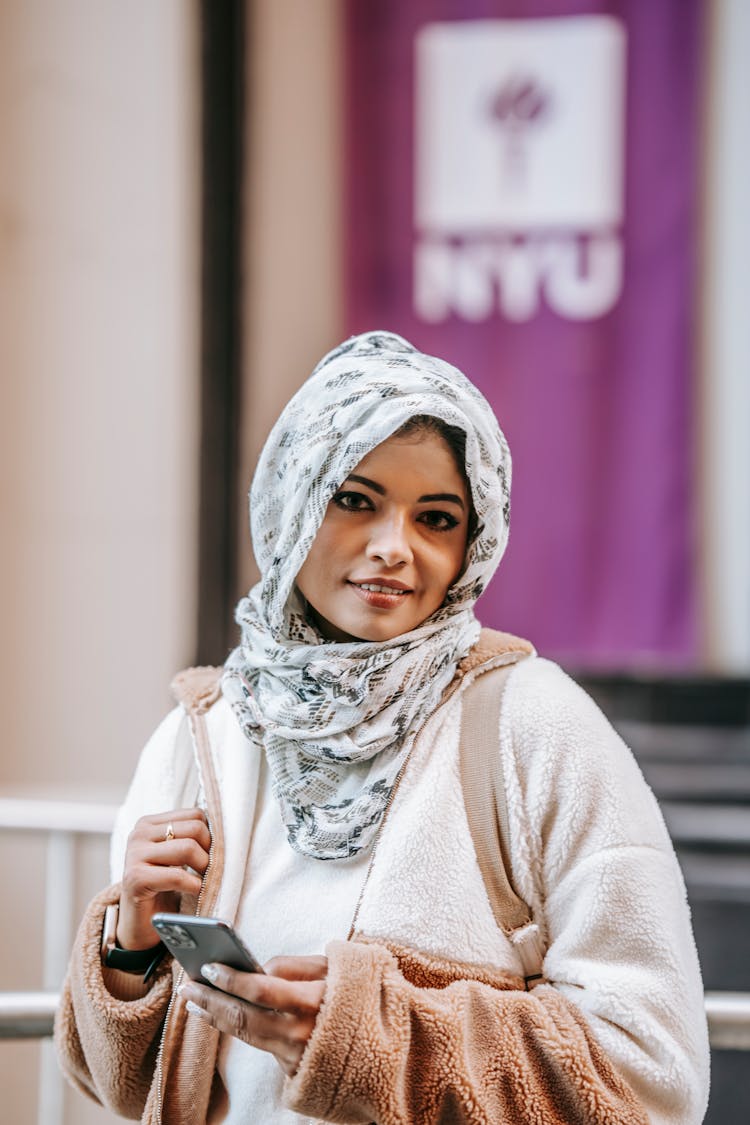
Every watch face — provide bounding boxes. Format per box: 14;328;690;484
101;903;119;958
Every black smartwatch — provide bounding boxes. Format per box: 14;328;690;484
101;903;166;981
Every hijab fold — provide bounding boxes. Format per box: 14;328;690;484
222;331;511;860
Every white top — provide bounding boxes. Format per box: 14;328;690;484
210;755;369;1124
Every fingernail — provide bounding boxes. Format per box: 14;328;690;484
185;1000;203;1016
201;962;219;982
176;983;184;995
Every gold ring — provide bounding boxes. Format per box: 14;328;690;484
165;823;175;842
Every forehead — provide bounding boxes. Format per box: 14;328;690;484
349;431;467;493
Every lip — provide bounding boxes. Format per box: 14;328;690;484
349;577;413;592
347;578;413;610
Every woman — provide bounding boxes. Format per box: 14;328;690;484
56;331;709;1123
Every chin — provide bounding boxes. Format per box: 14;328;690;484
312;605;421;644
357;619;414;643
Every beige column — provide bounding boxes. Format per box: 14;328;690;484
700;0;750;671
239;0;344;595
0;0;201;793
0;3;200;1122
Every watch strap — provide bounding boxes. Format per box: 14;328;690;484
101;902;166;980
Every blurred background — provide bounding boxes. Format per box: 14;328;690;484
0;0;748;1121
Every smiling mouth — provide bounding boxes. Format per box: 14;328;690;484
348;580;413;607
353;582;409;596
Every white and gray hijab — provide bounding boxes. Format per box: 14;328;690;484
222;331;512;860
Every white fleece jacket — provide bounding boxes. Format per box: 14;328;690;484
109;654;709;1124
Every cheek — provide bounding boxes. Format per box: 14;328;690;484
296;520;343;597
295;545;324;602
428;541;467;602
446;532;470;581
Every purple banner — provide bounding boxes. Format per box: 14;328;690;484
345;0;704;668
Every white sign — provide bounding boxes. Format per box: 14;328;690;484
414;16;627;322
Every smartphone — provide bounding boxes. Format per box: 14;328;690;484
151;913;265;983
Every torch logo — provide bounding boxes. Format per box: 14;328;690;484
488;76;552;192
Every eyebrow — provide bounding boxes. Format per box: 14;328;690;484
345;474;466;510
420;493;466;509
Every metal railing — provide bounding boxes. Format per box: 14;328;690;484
0;991;60;1039
0;795;119;1125
706;992;750;1050
2;988;749;1048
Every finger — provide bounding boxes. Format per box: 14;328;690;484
182;983;316;1054
200;963;326;1014
133;816;211;853
128;811;211;854
145;817;212;850
263;955;328;982
136;837;211;873
123;863;203;900
144;807;208;824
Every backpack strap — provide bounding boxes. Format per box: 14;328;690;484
171;665;223;715
459;661;546;988
169;665;226;882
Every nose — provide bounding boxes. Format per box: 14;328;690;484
366;511;413;568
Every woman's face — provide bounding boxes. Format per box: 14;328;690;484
296;431;470;643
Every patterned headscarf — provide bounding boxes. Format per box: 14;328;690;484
222;331;511;860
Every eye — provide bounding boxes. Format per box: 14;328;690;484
332;490;374;512
418;509;461;532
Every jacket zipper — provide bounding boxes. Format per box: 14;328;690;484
153;860;211;1124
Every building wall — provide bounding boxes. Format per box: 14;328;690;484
0;1;200;1120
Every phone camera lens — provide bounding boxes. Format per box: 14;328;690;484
160;923;197;949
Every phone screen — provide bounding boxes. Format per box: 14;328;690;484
151;913;264;982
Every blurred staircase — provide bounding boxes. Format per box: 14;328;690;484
576;671;750;1125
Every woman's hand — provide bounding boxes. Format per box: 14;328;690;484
117;808;211;950
180;954;327;1076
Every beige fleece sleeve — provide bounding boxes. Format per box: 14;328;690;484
54;883;173;1119
284;939;648;1125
